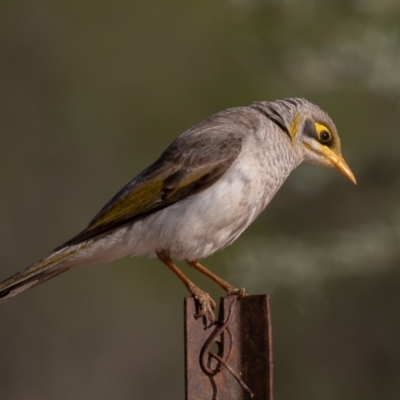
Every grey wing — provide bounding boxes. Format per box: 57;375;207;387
60;126;243;247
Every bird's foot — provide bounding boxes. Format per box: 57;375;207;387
188;283;217;326
226;286;246;298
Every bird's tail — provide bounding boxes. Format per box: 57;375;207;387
0;245;82;305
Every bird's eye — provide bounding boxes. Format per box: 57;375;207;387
314;122;333;145
320;130;331;144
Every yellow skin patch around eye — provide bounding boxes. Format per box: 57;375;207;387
314;122;331;140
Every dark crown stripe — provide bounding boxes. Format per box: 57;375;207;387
283;98;300;107
252;104;291;139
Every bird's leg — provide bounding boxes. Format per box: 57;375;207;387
186;260;246;297
156;251;217;324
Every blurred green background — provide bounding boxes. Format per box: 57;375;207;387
1;1;400;399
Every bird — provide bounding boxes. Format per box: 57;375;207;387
0;98;356;323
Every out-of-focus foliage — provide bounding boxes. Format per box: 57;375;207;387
1;1;400;399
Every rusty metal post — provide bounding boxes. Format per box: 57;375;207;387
184;295;273;400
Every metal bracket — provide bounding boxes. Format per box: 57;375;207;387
185;295;273;400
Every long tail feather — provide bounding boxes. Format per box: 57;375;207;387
0;246;81;304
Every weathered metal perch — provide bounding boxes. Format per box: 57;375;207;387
185;294;273;400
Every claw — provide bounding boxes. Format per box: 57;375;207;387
194;292;216;323
226;287;246;298
190;287;216;326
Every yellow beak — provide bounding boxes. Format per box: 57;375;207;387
332;155;356;184
306;143;357;184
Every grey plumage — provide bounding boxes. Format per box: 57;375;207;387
0;98;355;320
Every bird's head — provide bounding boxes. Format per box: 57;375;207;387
296;101;356;184
256;98;356;184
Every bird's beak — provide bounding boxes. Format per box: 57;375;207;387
329;152;357;184
306;143;357;184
